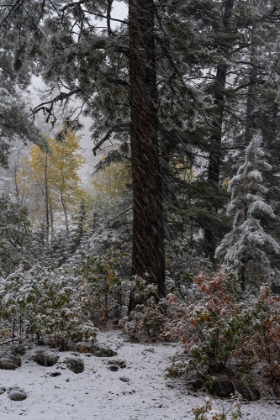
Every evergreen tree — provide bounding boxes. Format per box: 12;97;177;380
0;195;44;277
216;135;280;291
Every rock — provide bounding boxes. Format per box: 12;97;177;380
107;359;126;371
187;378;204;391
0;387;6;395
0;355;21;370
206;377;261;401
206;378;235;398
119;377;130;383
235;386;260;401
7;387;27;401
109;360;126;368
90;345;117;357
49;372;61;377
13;345;26;356
64;357;84;374
33;350;59;367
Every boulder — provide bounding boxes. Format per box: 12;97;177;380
64;357;84;374
206;377;261;401
33;350;59;367
0;387;6;395
90;345;117;357
0;355;21;370
49;372;61;377
206;378;235;398
119;377;130;383
235;386;260;401
13;345;26;356
7;387;27;401
107;359;126;371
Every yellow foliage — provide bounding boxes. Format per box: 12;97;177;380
16;128;89;227
92;158;131;209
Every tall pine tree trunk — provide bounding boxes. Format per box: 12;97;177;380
204;0;235;260
128;0;165;312
244;23;257;146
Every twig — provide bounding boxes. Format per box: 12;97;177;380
0;337;21;346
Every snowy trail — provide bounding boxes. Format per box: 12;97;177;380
0;330;280;419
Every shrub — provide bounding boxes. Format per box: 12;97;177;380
120;275;170;338
165;271;280;392
192;396;242;420
165;272;248;374
165;238;214;298
82;242;131;322
0;264;96;350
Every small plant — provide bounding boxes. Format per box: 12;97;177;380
82;242;131;322
120;275;170;338
192;396;242;420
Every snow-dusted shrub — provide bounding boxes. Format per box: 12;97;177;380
165;272;248;374
192;396;242;420
165;271;280;388
82;242;131;322
245;286;280;382
165;237;214;298
0;264;96;349
120;275;169;338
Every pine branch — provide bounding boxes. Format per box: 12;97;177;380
92;122;130;156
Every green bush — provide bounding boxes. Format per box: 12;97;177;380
0;264;96;349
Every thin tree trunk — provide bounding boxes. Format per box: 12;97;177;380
49;201;54;244
61;193;69;233
128;0;165;312
204;0;235;260
44;152;50;242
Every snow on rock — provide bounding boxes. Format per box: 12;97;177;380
0;330;279;419
7;386;27;401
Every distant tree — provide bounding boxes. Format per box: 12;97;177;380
17;128;87;240
0;41;47;167
0;195;42;277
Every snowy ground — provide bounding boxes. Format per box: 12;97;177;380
1;329;280;420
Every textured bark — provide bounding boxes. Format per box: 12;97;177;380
204;0;235;260
128;0;165;311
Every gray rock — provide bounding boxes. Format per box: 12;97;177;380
108;360;126;368
235;386;260;401
108;359;126;371
13;345;26;356
64;357;84;374
206;377;261;401
90;345;117;357
206;378;235;398
0;355;21;370
0;387;6;395
7;387;27;401
33;351;59;367
49;372;61;377
119;377;130;383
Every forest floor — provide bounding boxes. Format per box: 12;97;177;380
1;329;280;419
